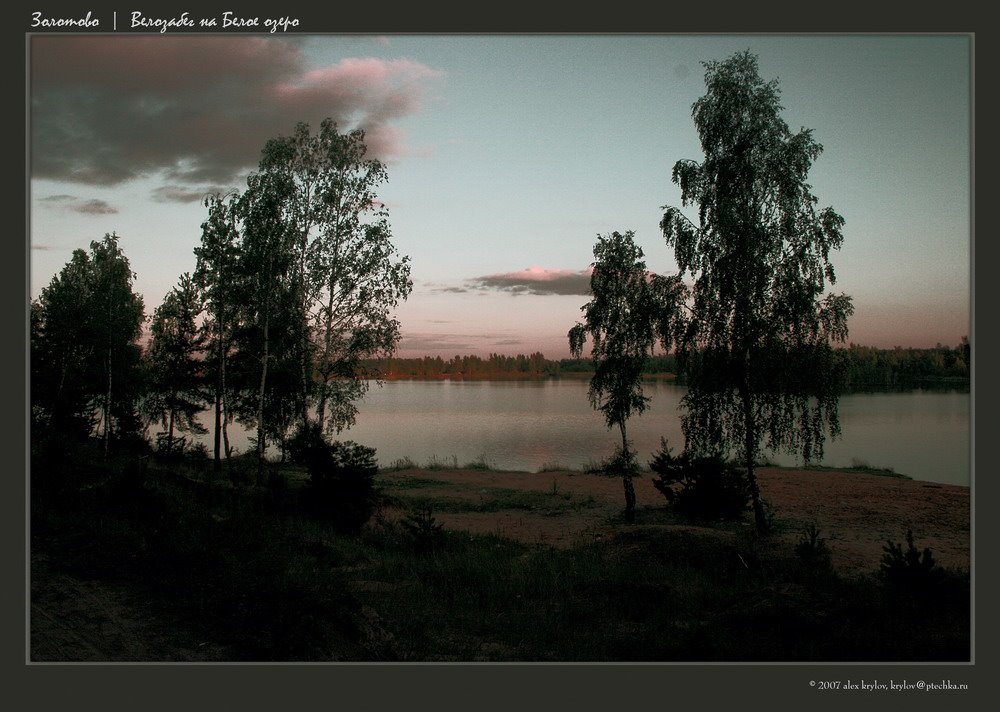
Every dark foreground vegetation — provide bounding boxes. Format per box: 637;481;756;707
31;443;970;662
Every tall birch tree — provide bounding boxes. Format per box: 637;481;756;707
660;51;854;531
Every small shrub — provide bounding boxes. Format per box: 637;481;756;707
286;423;325;466
291;424;378;534
795;523;832;569
384;456;417;471
400;505;445;552
425;455;459;470
597;446;640;479
850;458;896;475
464;453;494;471
187;442;210;461
649;438;749;520
881;529;944;589
155;433;188;459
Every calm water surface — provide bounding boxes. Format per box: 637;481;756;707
208;380;970;486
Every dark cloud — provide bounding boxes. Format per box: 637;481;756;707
37;194;118;214
151;185;234;204
468;267;592;296
75;199;118;215
31;36;442;186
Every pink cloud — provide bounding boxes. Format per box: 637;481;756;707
470;267;594;296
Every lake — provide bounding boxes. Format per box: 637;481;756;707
200;379;971;486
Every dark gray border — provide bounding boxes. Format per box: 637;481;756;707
12;2;990;710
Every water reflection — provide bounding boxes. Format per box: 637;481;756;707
197;380;970;486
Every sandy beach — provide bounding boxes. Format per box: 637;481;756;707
380;466;971;576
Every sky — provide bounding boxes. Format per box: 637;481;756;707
28;34;971;359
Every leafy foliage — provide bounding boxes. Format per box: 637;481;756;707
203;120;413;472
291;423;379;533
568;231;678;522
143;273;208;456
659;51;853;530
31;233;146;452
649;438;749;520
194;192;241;470
254;119;413;436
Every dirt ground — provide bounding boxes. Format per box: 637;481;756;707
30;548;233;662
382;466;971;576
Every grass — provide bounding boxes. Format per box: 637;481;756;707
801;460;907;479
340;524;968;661
31;447;968;662
382;456;418;472
463;453;495;471
388;485;586;517
423;454;459;470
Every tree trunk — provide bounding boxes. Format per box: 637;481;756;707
256;316;270;484
220;329;231;465
167;405;175;455
213;390;222;471
316;286;337;430
213;322;224;472
297;184;314;433
317;373;329;429
103;346;112;459
619;422;635;523
741;385;767;532
623;475;636;523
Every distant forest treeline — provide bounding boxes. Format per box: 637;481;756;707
365;341;970;390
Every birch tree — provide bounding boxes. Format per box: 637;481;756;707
568;231;682;522
660;51;854;531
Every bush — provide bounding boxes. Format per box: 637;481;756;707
400;506;445;552
154;433;188;459
290;424;379;534
649;439;749;520
597;445;641;479
880;529;945;590
795;523;832;570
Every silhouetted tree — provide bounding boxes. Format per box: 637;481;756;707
568;231;678;522
260;120;412;436
31;234;146;454
660;51;853;531
194;192;240;470
231;154;301;474
31;250;98;440
143;273;207;455
89;234;147;456
213;120;411;473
